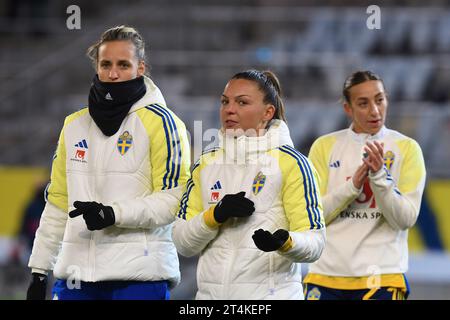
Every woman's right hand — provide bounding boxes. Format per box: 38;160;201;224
352;162;369;190
214;192;255;223
26;272;47;300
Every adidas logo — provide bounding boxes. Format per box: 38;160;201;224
74;139;88;149
105;92;113;100
211;180;222;190
209;181;222;203
329;160;340;168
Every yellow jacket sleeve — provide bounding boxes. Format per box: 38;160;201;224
45;109;90;212
273;145;326;263
278;145;324;231
308;135;361;224
145;104;190;191
113;104;191;229
178;160;204;221
369;138;426;230
173;150;221;257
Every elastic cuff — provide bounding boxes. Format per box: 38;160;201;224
279;235;294;252
349;178;363;195
31;268;48;276
369;166;386;180
110;204;121;226
203;205;221;229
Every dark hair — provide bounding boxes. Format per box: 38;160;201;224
86;25;146;70
231;69;286;122
342;70;385;103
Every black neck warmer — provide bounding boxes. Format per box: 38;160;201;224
88;75;146;136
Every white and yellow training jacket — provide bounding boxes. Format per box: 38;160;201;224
28;76;190;287
304;125;426;291
173;120;326;300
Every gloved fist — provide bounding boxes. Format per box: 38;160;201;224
252;229;290;252
214;191;255;223
26;272;47;300
69;201;115;231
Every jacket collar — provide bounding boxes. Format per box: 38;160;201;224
219;120;294;162
347;123;387;143
129;75;166;113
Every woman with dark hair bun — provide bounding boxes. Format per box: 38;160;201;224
173;69;325;300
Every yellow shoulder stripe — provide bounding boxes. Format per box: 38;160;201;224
178;148;223;221
274;145;324;231
137;104;190;191
308;134;337;196
64;107;89;126
395;138;426;194
47;108;88;213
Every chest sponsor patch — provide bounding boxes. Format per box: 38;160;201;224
70;139;88;163
209;180;222;204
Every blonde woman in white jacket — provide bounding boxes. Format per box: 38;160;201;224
26;26;190;300
173;70;326;300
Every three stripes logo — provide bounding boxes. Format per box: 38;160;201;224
73;139;88;162
209;180;222;203
75;139;88;149
329;160;340;168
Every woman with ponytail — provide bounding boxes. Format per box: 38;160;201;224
173;69;325;300
26;26;190;300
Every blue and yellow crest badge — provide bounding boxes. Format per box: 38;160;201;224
306;287;321;300
117;131;133;155
384;150;395;171
252;171;266;196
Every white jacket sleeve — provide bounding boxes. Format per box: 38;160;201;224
28;123;68;274
172;213;219;257
322;179;362;223
113;105;191;229
28;202;68;274
308;135;362;224
112;187;184;229
369;168;425;230
278;229;326;263
369;139;426;231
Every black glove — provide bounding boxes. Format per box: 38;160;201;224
69;201;115;231
252;228;290;252
26;272;47;300
213;191;255;223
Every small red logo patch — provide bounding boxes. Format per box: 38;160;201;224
75;149;85;160
211;191;220;202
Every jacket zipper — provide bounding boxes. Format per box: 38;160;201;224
89;134;105;281
222;162;247;299
268;253;275;296
89;233;95;281
222;218;238;299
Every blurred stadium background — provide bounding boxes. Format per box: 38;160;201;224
1;0;450;300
